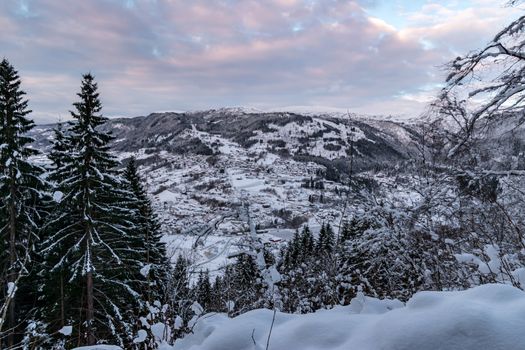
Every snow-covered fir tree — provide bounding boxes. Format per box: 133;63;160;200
168;255;192;338
39;74;146;347
0;58;48;347
316;223;335;254
47;122;72;187
123;157;168;304
222;255;261;315
195;270;212;311
31;121;75;349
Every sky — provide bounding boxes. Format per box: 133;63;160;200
1;0;524;123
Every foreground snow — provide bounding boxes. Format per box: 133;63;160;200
73;346;122;350
174;284;525;350
73;284;525;350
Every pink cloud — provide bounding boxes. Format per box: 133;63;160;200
0;0;522;123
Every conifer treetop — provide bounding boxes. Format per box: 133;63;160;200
0;58;37;160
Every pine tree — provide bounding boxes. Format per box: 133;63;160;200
0;58;48;347
294;225;316;312
33;122;74;337
316;223;335;254
300;225;314;259
170;255;192;338
284;229;302;268
210;276;225;312
40;74;144;347
47;122;72;187
123;157;168;305
226;254;265;315
339;217;368;243
172;256;190;303
195;270;212;311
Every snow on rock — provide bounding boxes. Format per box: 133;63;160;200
173;284;525;350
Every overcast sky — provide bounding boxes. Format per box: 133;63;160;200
1;0;524;123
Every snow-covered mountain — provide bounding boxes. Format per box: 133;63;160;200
32;108;421;163
30;107;525;274
30;108;423;273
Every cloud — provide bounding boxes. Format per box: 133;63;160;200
400;1;521;54
0;0;523;123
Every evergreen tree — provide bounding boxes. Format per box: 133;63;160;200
172;256;190;304
316;223;335;254
300;225;314;259
169;255;192;338
123;157;168;304
339;218;369;243
224;254;265;315
278;225;320;313
47;122;72;187
210;276;225;312
284;229;301;268
39;74;144;347
32;122;74;343
195;270;212;311
0;58;48;347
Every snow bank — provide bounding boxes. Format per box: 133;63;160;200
174;284;525;350
72;346;122;350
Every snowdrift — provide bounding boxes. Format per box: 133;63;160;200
173;284;525;350
73;346;122;350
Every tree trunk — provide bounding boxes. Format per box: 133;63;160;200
86;270;95;345
60;272;65;327
8;168;16;348
146;229;151;303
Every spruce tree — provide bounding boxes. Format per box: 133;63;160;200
210;276;225;312
316;223;335;254
123;157;168;304
0;58;48;347
300;225;314;259
170;256;191;338
222;254;264;315
278;225;322;313
40;74;143;347
33;122;73;337
172;256;190;303
47;122;72;187
195;270;212;311
283;229;301;268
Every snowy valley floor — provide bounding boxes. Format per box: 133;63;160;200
74;283;525;350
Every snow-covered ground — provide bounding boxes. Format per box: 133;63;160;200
73;346;122;350
172;284;525;350
78;284;525;350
